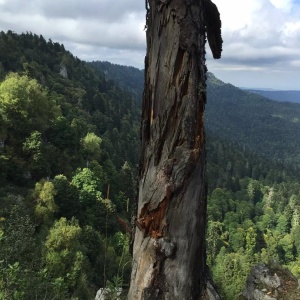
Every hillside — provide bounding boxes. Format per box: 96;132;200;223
88;61;144;103
206;73;300;169
0;30;139;299
206;134;300;299
90;62;300;170
1;31;300;300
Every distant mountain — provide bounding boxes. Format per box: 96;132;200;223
92;66;300;169
206;73;300;168
243;89;300;103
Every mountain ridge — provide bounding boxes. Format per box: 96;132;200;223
241;88;300;103
89;63;300;170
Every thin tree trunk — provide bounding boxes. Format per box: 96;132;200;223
128;0;209;298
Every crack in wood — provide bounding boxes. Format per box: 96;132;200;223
172;47;185;86
137;186;172;238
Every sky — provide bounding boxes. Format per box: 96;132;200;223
0;0;300;90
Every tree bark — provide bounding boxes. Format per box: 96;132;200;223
128;0;208;299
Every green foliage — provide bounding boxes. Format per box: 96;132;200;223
245;227;257;256
23;130;53;179
213;248;252;299
44;217;93;298
82;132;102;164
0;31;138;297
0;73;59;136
45;218;81;275
0;73;60;182
33;180;58;226
206;221;225;266
0;194;51;299
89;61;144;104
206;136;300;299
0;195;36;264
53;174;81;220
0;262;25;300
206;73;300;169
71;168;103;205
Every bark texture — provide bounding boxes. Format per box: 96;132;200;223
128;0;208;299
204;0;222;59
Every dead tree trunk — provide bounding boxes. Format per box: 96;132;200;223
128;0;210;298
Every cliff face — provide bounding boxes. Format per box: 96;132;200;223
242;264;300;300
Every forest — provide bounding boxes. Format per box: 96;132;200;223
0;31;139;299
1;31;300;299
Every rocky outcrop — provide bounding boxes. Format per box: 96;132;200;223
95;287;122;300
242;264;300;300
59;63;68;78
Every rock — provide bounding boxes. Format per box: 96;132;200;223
59;63;68;78
95;287;122;300
242;263;299;300
253;289;276;300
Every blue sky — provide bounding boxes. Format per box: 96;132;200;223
0;0;300;90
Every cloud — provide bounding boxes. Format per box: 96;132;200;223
0;0;300;88
208;0;300;88
68;43;146;68
0;0;146;65
215;0;300;51
269;0;293;11
0;0;145;21
39;0;145;21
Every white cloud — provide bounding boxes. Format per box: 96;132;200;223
0;0;146;54
0;0;300;88
269;0;293;11
209;0;300;88
214;0;262;31
290;60;300;67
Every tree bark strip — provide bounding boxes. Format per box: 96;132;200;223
128;0;208;299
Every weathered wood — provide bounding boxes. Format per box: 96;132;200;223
204;0;222;59
128;0;209;299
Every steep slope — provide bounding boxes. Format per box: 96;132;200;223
0;31;138;298
0;31;141;181
89;61;144;103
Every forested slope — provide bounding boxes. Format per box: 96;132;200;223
88;61;144;104
1;30;300;300
89;63;300;169
206;73;300;169
0;31;139;299
206;135;300;299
